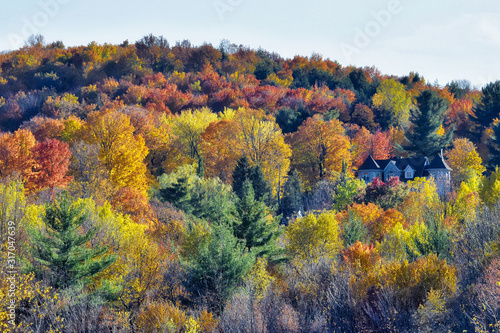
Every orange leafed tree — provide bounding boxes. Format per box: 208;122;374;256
201;108;291;195
352;127;393;169
0;129;36;181
289;114;351;186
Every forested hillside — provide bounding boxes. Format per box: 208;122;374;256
1;35;500;332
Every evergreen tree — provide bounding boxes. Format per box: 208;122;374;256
249;163;271;202
234;180;281;258
29;195;117;289
404;90;454;157
159;176;191;211
490;122;500;169
278;169;304;221
185;222;254;313
343;210;369;247
471;81;500;130
232;156;272;202
232;156;252;199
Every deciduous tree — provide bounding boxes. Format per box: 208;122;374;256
290;114;351;187
84;110;149;194
30;138;72;197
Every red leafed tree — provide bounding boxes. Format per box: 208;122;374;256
31;139;72;197
371;131;393;160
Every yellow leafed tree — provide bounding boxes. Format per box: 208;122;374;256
285;211;342;261
83;110;150;194
201;108;291;196
171;107;218;159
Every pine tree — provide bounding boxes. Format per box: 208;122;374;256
472;81;500;130
29;195;117;289
404;90;454;157
235;180;281;258
232;156;272;202
232;156;252;199
185;222;254;313
278;169;303;221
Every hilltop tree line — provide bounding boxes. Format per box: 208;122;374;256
0;35;499;332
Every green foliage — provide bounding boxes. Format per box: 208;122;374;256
234;180;282;258
160;175;191;209
232;156;272;202
28;195;117;289
184;222;254;313
159;165;237;224
278;169;304;220
333;177;365;211
275;106;310;134
403;89;454;157
489;121;500;169
0;180;26;238
405;217;451;262
479;167;500;207
372;78;413;128
342;209;369;247
473;80;500;129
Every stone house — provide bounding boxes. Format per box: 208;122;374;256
355;152;452;196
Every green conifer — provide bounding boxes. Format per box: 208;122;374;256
235;180;281;258
30;195;117;289
403;90;454;157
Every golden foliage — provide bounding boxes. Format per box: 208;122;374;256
285;211;342;261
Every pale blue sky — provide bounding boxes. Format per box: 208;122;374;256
1;0;499;87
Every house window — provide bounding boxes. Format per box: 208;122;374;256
386;171;397;179
406;170;413;178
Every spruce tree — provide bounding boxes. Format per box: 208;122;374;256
232;156;252;199
235;180;281;258
404;89;454;157
472;81;500;130
278;169;304;221
159;176;191;211
232;156;272;202
186;222;254;313
30;196;117;289
249;163;272;202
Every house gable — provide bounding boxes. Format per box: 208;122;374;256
382;161;400;181
356;154;452;196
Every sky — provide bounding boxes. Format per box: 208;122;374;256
1;0;499;88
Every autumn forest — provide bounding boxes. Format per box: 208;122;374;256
1;35;500;332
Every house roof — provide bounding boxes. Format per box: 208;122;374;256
357;155;380;170
357;155;448;181
426;153;452;171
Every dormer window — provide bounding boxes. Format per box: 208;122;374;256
404;166;415;179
